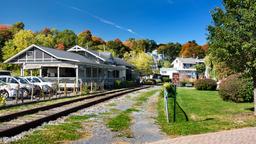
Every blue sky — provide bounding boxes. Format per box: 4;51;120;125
0;0;222;45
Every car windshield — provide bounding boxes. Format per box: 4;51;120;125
38;77;47;82
15;77;29;84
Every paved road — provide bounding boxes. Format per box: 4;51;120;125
150;127;256;144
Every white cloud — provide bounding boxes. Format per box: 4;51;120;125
57;3;142;37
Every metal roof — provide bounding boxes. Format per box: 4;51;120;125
38;46;97;64
113;57;133;67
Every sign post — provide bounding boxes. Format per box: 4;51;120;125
164;89;170;123
172;73;179;122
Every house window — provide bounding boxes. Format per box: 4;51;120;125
27;51;33;59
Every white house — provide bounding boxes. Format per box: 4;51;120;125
160;57;204;80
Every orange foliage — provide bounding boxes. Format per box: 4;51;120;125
180;41;205;58
92;36;105;44
123;40;134;49
56;43;65;50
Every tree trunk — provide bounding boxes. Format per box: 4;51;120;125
253;77;256;115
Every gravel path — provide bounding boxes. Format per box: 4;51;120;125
130;91;166;144
71;86;165;144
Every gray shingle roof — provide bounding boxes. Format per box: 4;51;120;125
113;57;133;67
38;46;97;64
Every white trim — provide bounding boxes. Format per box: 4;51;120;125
68;45;106;62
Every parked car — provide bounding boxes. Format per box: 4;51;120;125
23;77;52;94
24;76;55;88
0;80;20;98
0;70;11;76
0;76;35;98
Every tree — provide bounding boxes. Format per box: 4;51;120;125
158;42;181;61
0;30;13;61
180;41;205;58
11;22;25;34
55;29;77;50
35;33;55;47
124;51;154;75
2;30;35;60
208;0;256;114
162;60;172;68
123;39;157;52
77;30;93;48
195;63;206;78
106;39;130;58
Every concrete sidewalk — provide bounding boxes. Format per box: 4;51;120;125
149;127;256;144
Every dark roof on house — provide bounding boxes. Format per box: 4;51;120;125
113;57;133;67
38;46;97;64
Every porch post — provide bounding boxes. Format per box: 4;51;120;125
57;66;60;85
39;67;42;77
76;66;79;88
20;64;24;76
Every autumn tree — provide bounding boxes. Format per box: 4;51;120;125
180;41;205;58
208;0;256;114
55;29;77;50
123;38;157;52
77;30;93;48
106;39;130;58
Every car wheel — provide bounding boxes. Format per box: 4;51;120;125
21;88;29;98
0;90;9;99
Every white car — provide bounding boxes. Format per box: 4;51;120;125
0;80;19;98
0;76;34;97
23;77;52;94
24;76;55;88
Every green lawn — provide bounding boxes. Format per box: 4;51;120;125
157;88;256;137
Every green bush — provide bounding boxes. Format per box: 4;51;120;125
163;82;175;96
143;79;156;85
162;77;171;83
194;79;217;91
114;80;122;89
219;74;253;103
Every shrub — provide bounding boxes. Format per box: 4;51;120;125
162;77;171;83
163;82;175;96
194;79;217;91
143;79;156;85
114;80;122;89
81;83;89;95
219;74;253;103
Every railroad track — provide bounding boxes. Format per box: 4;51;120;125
0;86;150;137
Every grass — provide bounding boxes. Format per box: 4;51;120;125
134;89;159;106
157;88;256;137
106;108;138;137
10;115;93;144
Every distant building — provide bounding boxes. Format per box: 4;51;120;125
160;57;204;80
147;49;164;72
